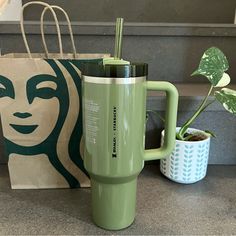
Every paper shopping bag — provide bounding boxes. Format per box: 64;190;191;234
0;57;108;189
0;1;110;189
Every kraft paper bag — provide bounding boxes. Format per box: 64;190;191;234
0;57;107;189
0;2;110;189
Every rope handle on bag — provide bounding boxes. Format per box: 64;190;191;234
20;1;63;58
40;5;77;59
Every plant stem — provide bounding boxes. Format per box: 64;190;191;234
177;85;214;140
146;110;165;123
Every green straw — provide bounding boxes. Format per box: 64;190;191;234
114;18;124;60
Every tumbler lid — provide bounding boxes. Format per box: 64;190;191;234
81;62;148;78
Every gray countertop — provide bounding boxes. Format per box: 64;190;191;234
0;164;236;235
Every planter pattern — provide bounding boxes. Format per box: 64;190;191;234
160;129;210;184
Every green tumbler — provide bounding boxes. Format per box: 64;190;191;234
82;63;178;230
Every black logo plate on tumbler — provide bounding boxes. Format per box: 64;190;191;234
112;106;117;158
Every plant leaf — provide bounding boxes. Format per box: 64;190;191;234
215;73;231;87
204;130;216;138
191;47;229;87
215;88;236;115
183;134;194;141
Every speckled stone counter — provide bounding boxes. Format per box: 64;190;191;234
0;164;236;235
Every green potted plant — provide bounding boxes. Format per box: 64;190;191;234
160;47;236;184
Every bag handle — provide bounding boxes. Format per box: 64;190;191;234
20;1;63;58
40;5;77;59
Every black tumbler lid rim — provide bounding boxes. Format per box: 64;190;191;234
81;62;148;78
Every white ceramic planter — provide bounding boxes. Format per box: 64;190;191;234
160;128;210;184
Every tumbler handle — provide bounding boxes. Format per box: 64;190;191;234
144;81;178;161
